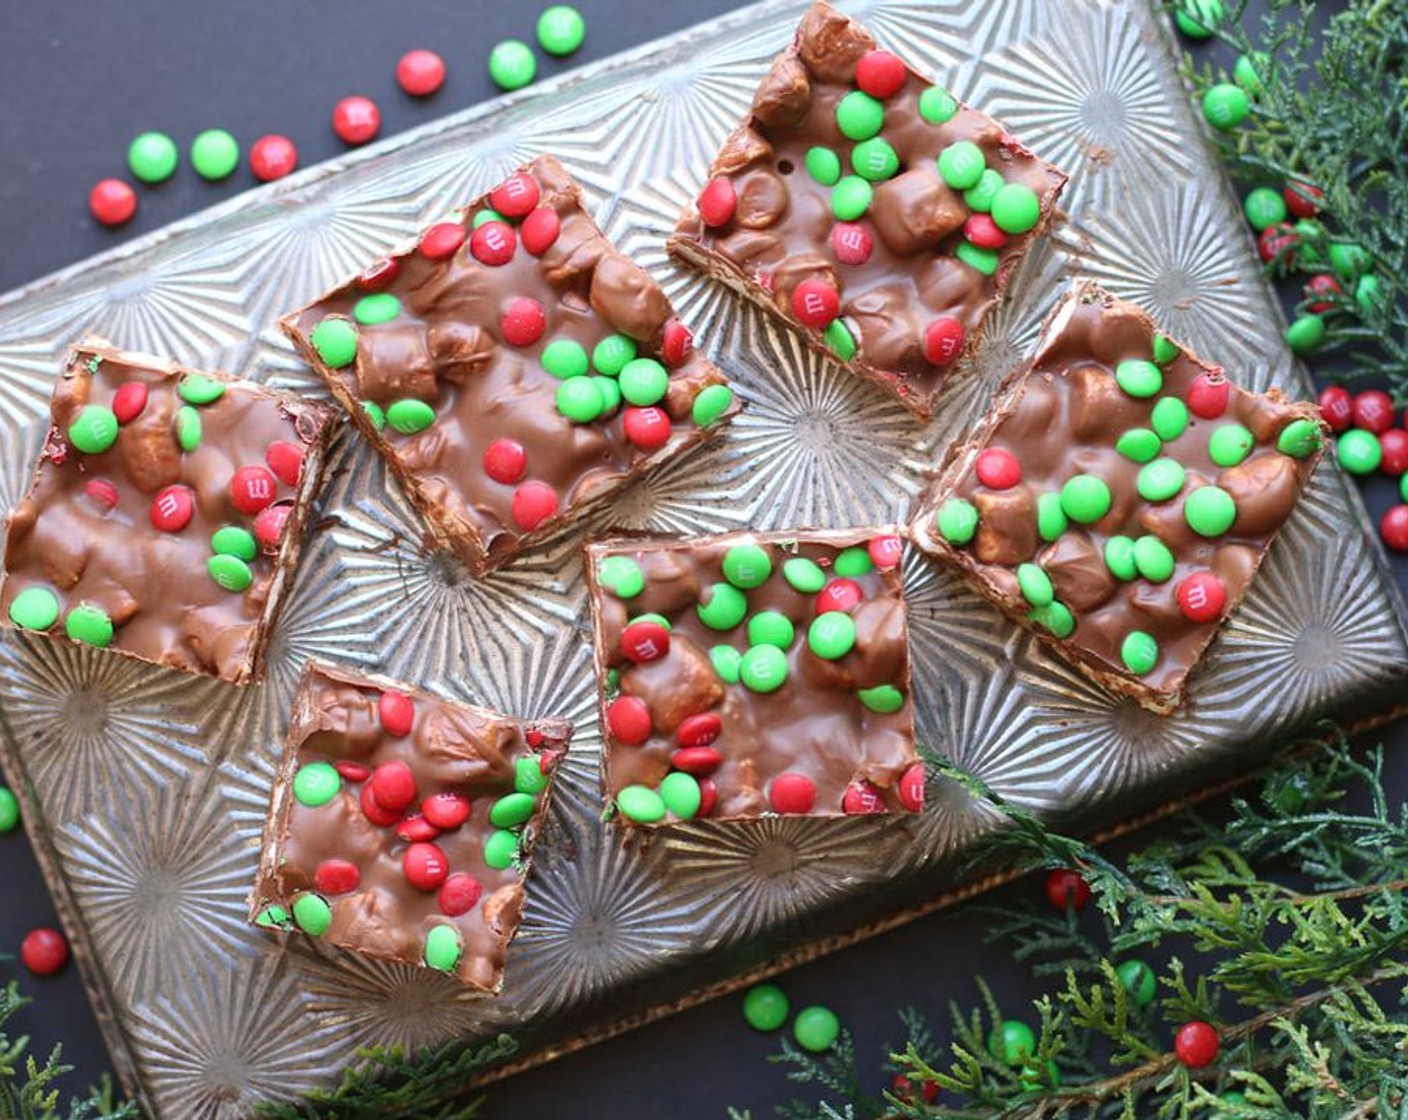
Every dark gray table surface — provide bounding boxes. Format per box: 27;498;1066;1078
0;2;1403;1117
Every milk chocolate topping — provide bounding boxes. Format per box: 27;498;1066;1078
669;1;1067;419
284;156;737;577
251;662;571;993
0;341;333;684
911;285;1325;712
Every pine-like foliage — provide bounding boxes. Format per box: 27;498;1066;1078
0;981;133;1120
733;729;1408;1117
1182;0;1408;395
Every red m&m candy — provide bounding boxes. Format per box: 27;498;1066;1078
439;873;483;916
231;466;278;514
1176;572;1227;622
471;221;517;266
975;447;1021;489
85;478;119;510
332;95;381;145
1283;181;1322;218
842;780;886;814
1045;868;1091;911
831;222;873;265
112;382;149;423
855;50;907;99
1257;223;1297;264
397;49;446;97
396;813;441;843
868;534;903;570
403;841;449;891
511;480;558;530
1318;386;1354;432
484;438;528;484
20;928;69;976
520;206;561;255
89;179;137;227
422;792;471;830
254;504;292;550
769;772;817;814
662;320;694;367
670;746;723;775
250;135;298;182
360;783;402;826
1187;370;1230;419
314;859;360;895
334;760;371;782
620;620;670;663
697;778;718;817
1352;389;1395;433
676;712;722;748
815;578;863;615
963;213;1007;250
898;763;925;812
358;257;400;291
606;695;652;745
151;485;195;532
491;173;540;219
924;317;966;366
500;298;546;347
1174;1021;1220;1069
791;279;840;328
1378;430;1408;476
370;760;417;812
698;177;737;228
379;690;415;737
420;222;467;261
1303;273;1341;313
623;406;673;451
1382;505;1408;553
265;441;305;487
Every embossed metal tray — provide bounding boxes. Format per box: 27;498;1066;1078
1;1;1406;1116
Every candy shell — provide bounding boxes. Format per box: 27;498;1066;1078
378;690;415;736
1133;535;1175;583
1184;486;1237;537
936;498;979;544
332;96;380;144
1016;563;1053;607
511;481;559;530
598;555;645;599
483;829;519;869
808;612;856;659
836;90;884;140
747;610;794;649
424;924;463;972
208;554;253;592
292;892;332;935
937;140;985;190
918;86;958;123
692;384;734;426
739;645;788;692
67;405;119;455
1060;474;1111;523
659;772;702;819
488;40;536;91
857;684;904;712
8;587;59;631
616;785;666;824
606;696;652;745
743;983;789;1031
311;318;358;368
1121;631;1159;674
769;772;816;813
698;582;748;630
1137;458;1186;503
1115;359;1162;398
793;1006;840;1052
65;604;113;648
1036;492;1067;542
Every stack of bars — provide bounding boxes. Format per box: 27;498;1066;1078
0;2;1326;994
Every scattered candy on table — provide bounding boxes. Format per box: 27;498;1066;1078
20;927;69;976
0;786;19;832
250;134;298;182
792;1006;841;1052
127;130;178;183
1044;868;1091;911
397;49;447;97
742;983;789;1032
88;178;137;226
332;95;381;145
989;1019;1037;1065
537;5;586;57
1174;1020;1221;1068
489;39;537;91
190;128;240;181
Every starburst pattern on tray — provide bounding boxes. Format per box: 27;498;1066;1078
958;0;1190;194
127;955;336;1120
58;783;257;1004
0;639;214;826
903;552;1014;715
857;0;1051;70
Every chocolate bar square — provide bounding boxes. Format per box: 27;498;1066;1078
0;339;334;684
585;530;922;824
249;662;572;993
910;284;1327;713
282;155;738;578
668;1;1067;420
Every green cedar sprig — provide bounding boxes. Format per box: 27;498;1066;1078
0;980;134;1120
1177;0;1408;396
738;727;1408;1117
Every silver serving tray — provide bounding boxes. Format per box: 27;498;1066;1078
1;1;1406;1116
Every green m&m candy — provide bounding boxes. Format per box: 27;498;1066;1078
937;141;985;190
1121;630;1159;675
1277;418;1322;458
542;338;589;379
362;401;386;432
1133;535;1175;583
484;829;519;869
1060;475;1111;524
740;645;788;693
955;241;999;275
990;183;1041;235
748;610;795;649
794;1006;841;1052
989;1020;1036;1064
918;86;958;123
805;146;841;185
8;587;59;631
1028;600;1075;638
1152;333;1181;365
1037;492;1067;542
515;755;549;795
833;546;873;577
128;131;179;183
1016;563;1053;607
0;787;20;833
1116;959;1157;1007
1401;472;1408;504
1233;53;1265;93
292;892;332;935
592;333;636;375
598;555;644;599
1115;359;1162;398
616;785;666;824
353;293;400;325
556;377;604;423
858;684;904;712
698;582;748;630
852;137;899;181
489;792;536;828
1185;485;1237;537
1151;396;1189;440
937;498;979;544
1175;0;1224;38
710;644;742;683
1209;423;1254;467
692;384;734;426
659;772;701;820
743;983;789;1031
836;90;884;140
536;4;586;55
65;604;113;648
619;358;669;406
488;39;537;91
424;925;463;972
1329;241;1371;280
1285;314;1326;355
293;761;341;808
1116;428;1161;463
963;169;1004;213
832;175;873;221
311;317;358;368
783;557;827;593
68;405;120;454
1104;536;1138;580
808;612;856;659
208;554;253;592
1202;83;1249;131
473;208;507;229
1336;429;1381;475
178;373;227;404
1243;187;1286;231
593;376;622;415
1137;458;1186;502
824;318;857;361
191;129;240;181
629;612;673;632
1357;274;1385;314
387;399;436;434
723;544;772;588
175;406;202;452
